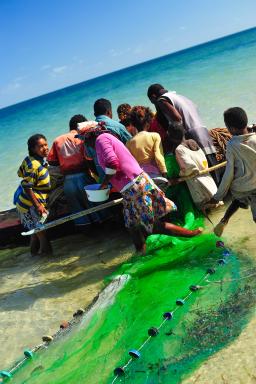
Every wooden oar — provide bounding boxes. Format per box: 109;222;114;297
21;198;123;236
171;161;227;184
21;162;227;236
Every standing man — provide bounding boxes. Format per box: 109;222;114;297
147;84;219;182
47;114;106;227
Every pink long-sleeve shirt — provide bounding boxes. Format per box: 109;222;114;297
95;133;143;192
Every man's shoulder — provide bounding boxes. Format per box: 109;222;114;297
226;134;256;158
109;118;126;129
246;133;256;142
53;131;71;141
226;136;236;148
228;133;256;146
55;131;79;144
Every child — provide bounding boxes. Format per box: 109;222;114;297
206;107;256;236
168;123;218;209
16;134;52;256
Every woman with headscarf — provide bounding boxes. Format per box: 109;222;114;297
83;126;202;254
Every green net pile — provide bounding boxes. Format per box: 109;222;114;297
6;155;256;384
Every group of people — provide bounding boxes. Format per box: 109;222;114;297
15;83;256;256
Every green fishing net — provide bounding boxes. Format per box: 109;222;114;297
4;155;256;384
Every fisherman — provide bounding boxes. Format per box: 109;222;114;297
206;107;256;236
94;98;132;144
147;84;219;182
47;115;107;227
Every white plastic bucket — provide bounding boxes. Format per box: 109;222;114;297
84;184;110;202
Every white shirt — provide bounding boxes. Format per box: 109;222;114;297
161;91;216;155
175;143;217;206
214;133;256;201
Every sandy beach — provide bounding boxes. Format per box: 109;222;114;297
0;203;256;382
1;1;255;381
0;224;133;369
182;205;256;384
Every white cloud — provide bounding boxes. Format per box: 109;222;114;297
164;36;173;43
52;65;68;74
109;48;117;56
72;56;85;64
15;76;26;82
133;45;143;55
109;47;132;57
7;82;21;91
40;64;51;71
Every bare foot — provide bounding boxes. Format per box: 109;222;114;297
214;221;226;237
191;227;203;236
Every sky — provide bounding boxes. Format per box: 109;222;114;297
0;0;255;109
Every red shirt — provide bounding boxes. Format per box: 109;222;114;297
48;130;87;175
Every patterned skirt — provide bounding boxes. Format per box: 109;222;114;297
122;172;177;234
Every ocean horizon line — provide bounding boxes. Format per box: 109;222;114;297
1;26;255;113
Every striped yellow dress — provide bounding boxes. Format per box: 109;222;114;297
16;156;51;213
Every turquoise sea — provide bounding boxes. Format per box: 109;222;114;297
0;27;256;211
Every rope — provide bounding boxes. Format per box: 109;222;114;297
209;128;232;162
137;336;152;352
206;271;256;284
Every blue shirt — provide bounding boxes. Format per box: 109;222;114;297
95;115;132;144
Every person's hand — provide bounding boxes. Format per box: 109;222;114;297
36;204;48;216
99;182;108;190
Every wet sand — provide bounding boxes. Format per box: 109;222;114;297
0;205;256;381
0;225;133;369
184;204;256;384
